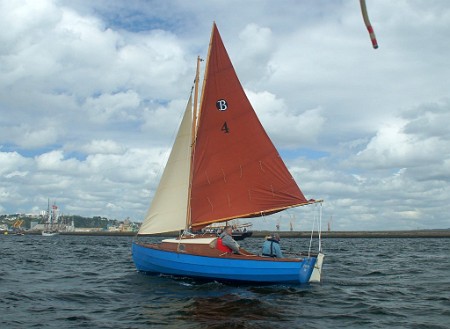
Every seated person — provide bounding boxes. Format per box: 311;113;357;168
261;233;283;258
218;226;241;254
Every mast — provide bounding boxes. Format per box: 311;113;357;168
186;56;202;230
192;56;201;142
186;24;215;230
46;198;50;230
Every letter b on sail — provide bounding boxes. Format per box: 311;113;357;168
216;99;228;111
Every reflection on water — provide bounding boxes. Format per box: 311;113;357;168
178;293;284;329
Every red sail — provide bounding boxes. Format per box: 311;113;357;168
190;24;309;228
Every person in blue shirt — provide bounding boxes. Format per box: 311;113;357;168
261;233;283;258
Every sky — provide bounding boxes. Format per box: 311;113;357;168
1;0;449;231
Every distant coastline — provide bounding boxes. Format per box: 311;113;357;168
305;229;450;238
15;229;450;238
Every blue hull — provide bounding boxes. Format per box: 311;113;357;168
132;242;316;284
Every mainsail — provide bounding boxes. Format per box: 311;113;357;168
190;24;310;228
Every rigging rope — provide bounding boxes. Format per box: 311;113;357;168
307;201;323;257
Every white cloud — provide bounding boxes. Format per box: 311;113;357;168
79;139;125;155
5;124;61;149
0;151;30;176
83;90;141;123
35;150;79;172
247;90;325;148
351;101;450;179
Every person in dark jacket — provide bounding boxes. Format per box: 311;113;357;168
262;233;283;258
219;226;241;254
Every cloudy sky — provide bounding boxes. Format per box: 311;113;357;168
1;0;449;231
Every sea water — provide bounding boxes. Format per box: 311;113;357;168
1;235;449;328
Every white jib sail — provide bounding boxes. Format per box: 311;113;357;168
138;96;193;235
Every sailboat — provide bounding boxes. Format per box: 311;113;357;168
132;23;324;284
42;201;60;236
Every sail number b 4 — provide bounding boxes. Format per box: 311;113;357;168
217;99;229;133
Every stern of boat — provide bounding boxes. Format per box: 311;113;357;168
298;256;317;283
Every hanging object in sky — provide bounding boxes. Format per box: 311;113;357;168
360;0;378;49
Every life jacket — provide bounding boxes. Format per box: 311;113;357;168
262;239;279;257
216;238;232;253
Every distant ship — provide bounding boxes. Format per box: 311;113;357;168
41;200;60;236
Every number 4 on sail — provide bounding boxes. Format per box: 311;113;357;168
132;23;324;284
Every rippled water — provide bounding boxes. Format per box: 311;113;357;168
1;235;449;328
